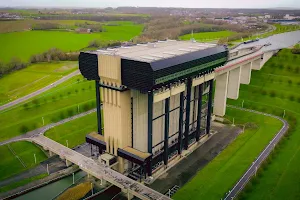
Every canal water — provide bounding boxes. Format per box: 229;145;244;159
14;171;86;200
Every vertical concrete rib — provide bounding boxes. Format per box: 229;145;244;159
178;92;184;154
164;98;170;166
147;91;153;176
227;66;241;100
240;63;252;85
213;72;229;117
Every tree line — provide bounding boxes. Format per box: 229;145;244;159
0;48;79;77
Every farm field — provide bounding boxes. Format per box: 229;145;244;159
0;19;102;33
179;30;236;41
227;49;300;200
0;141;47;181
0;21;143;62
173;107;282;200
0;61;77;105
45;112;97;148
235;24;300;42
0;74;95;142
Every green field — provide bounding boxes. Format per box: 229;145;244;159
0;21;143;63
0;19;102;33
179;31;236;41
173;107;282;200
225;49;300;200
0;74;95;142
0;61;77;105
0;141;47;181
0;173;48;193
45;112;97;148
236;24;300;42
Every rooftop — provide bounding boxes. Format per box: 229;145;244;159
92;40;217;63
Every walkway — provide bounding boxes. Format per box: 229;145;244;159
30;135;170;200
0;70;80;111
224;105;289;200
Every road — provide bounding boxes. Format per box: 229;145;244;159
224;105;289;200
0;70;80;111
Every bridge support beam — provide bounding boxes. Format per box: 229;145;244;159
213;72;228;117
66;160;72;167
240;63;252;85
49;151;54;157
251;59;261;70
260;51;274;68
227;66;241;100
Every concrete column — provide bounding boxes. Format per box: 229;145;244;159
260;51;274;68
49;151;54;157
251;59;261;70
227;66;241;100
240;62;252;85
213;72;229;117
66;160;72;167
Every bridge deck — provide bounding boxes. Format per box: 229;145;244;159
30;135;171;200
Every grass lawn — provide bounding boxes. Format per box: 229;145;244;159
235;24;300;42
45;112;97;148
0;74;95;142
226;49;300;200
179;31;236;41
0;173;48;193
0;61;77;105
0;21;143;63
173;108;282;200
0;19;102;33
0;141;47;181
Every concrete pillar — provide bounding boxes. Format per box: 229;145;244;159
49;151;54;157
251;59;261;70
260;51;274;68
66;160;72;167
213;72;229;117
227;66;241;100
240;62;252;85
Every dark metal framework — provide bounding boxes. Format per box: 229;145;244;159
95;81;102;135
149;78;213;172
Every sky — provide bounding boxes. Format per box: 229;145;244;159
0;0;300;9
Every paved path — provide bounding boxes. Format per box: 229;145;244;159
0;70;80;111
224;105;289;200
0;108;96;146
30;135;171;200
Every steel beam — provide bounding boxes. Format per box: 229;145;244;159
164;98;170;166
206;80;214;135
196;84;203;141
95;81;102;135
184;78;192;149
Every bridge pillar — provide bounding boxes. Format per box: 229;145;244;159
240;62;252;85
66;160;72;167
251;59;261;70
49;151;54;157
213;72;228;117
260;51;274;68
227;66;241;100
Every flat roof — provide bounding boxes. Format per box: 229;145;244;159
92;40;217;63
123;147;151;160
